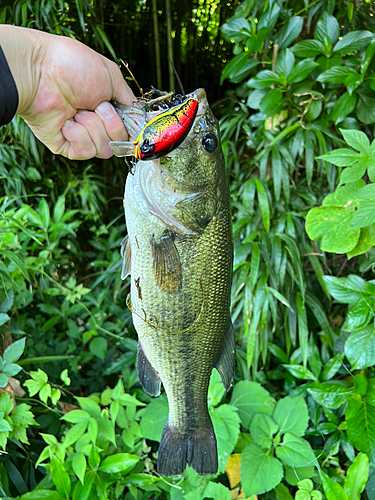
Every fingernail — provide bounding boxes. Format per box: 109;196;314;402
77;110;88;115
96;101;114;120
63;119;74;128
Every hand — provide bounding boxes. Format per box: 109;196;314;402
0;25;136;160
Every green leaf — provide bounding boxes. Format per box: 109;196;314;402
221;53;259;84
331;92;357;124
255;179;270;233
275;482;294;499
140;396;168;442
3;363;22;376
296;295;308;368
315;13;339;45
220;18;251;42
321;471;348;500
341;128;370;154
53;196;65;223
323;275;367;303
73;453;86;485
89;337;107;360
273;396;308;437
98;416;116;445
317;66;358;84
0;290;13;313
63;421;87;448
345;326;375;370
285;466;316;486
208;369;225;408
203;481;231;500
87;417;98;443
350;201;375;229
3;338;25;365
60;369;71;386
260;88;284;117
308;382;349;409
247;70;280;89
356;94;375;124
241;443;283;496
0;373;8;388
334;31;373;54
288;59;319;83
38;198;50;229
210;404;240;473
61;410;91;424
292;40;325;57
283;364;316;381
0;313;10;327
321;352;345;381
276;16;303;49
19;491;65;500
76;397;101;418
305;207;359;254
276;433;316;468
344;452;369;500
50;457;71;498
346;297;374;330
250;413;278;449
99;453;139;473
230;380;275;429
346;392;375;463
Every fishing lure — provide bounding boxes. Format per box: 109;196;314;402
133;97;199;160
111;59;199;161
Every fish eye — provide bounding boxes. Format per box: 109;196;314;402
202;134;217;152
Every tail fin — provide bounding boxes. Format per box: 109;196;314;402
157;420;218;476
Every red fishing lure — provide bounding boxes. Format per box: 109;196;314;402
133;98;199;160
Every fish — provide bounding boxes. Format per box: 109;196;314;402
110;88;235;476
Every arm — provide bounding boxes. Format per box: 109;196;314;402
0;25;136;160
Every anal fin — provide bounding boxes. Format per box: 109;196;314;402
214;321;236;391
120;235;131;280
137;342;161;396
150;230;182;294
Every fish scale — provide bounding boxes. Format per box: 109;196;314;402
112;88;234;476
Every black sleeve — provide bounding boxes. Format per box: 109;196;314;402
0;45;19;126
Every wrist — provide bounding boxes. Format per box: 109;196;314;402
0;25;45;116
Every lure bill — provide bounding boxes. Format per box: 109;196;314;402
110;92;199;161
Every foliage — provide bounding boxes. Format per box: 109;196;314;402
2;0;375;499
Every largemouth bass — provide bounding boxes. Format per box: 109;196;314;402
110;88;235;476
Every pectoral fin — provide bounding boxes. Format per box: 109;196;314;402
137;342;161;396
120;235;131;280
150;230;182;293
214;321;236;390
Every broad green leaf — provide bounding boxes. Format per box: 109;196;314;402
247;70;280;89
3;338;25;365
98;416;116;445
230;380;275;429
61;410;91;424
76;397;101;418
321;353;345;381
273;396;308;437
275;48;295;78
341;128;370;154
315;13;339;45
0;290;13;313
259;88;284;117
0;313;10;327
210;404;240;473
292;40;325;57
63;421;87;448
284;466;316;486
19;491;65;500
308;382;350;409
331;92;357;124
241;444;283;496
347;227;374;259
140;396;168;441
317;149;363;167
203;481;231;500
220;18;251;42
317;66;357;84
345;326;375;370
323;274;367;303
334;31;373;54
87;417;98;443
357;94;375;124
288;59;319;83
208;369;225;408
50;457;71;498
38;198;50;229
250;413;278;449
321;471;348;500
2;363;22;376
255;179;270;233
350;201;375;229
346;392;375;463
276;16;303;49
99;453;139;473
344;452;369;500
247;88;268;109
73;453;86;485
221;53;259;84
53;196;65;223
275;433;316;467
346;297;374;330
89;337;107;360
305;207;359;254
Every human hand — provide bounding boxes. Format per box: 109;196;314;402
0;25;136;160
